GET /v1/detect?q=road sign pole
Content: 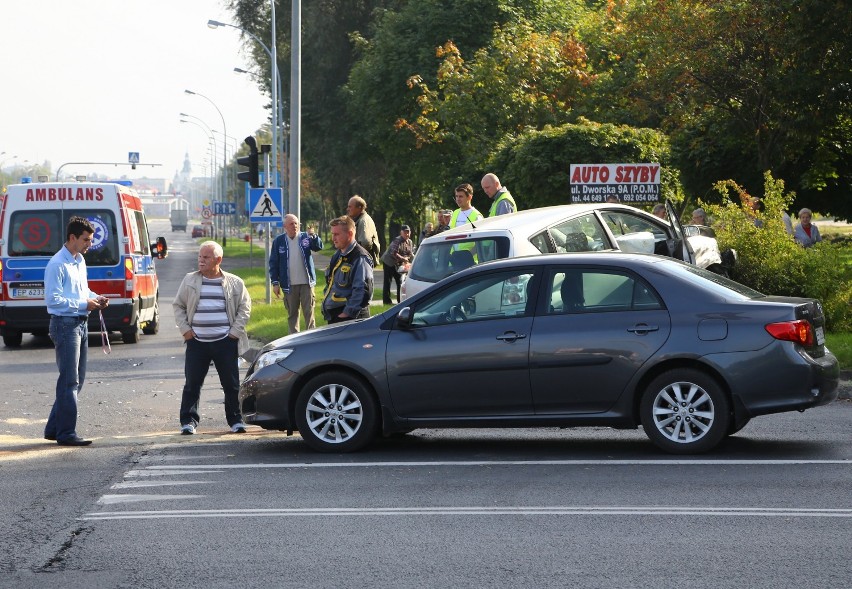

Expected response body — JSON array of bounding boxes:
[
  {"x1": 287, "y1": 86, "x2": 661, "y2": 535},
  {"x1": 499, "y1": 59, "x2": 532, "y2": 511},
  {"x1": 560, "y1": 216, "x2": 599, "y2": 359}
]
[{"x1": 263, "y1": 150, "x2": 271, "y2": 303}]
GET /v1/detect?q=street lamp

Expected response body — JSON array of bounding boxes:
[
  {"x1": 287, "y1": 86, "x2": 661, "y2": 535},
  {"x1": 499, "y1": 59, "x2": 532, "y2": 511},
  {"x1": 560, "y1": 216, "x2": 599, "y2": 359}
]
[
  {"x1": 207, "y1": 17, "x2": 281, "y2": 193},
  {"x1": 185, "y1": 89, "x2": 228, "y2": 205},
  {"x1": 180, "y1": 118, "x2": 219, "y2": 200}
]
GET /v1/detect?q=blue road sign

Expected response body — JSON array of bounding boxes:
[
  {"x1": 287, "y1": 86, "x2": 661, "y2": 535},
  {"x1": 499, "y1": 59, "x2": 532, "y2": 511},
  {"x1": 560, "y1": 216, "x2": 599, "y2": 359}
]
[
  {"x1": 213, "y1": 201, "x2": 237, "y2": 215},
  {"x1": 249, "y1": 187, "x2": 284, "y2": 222},
  {"x1": 128, "y1": 152, "x2": 140, "y2": 164}
]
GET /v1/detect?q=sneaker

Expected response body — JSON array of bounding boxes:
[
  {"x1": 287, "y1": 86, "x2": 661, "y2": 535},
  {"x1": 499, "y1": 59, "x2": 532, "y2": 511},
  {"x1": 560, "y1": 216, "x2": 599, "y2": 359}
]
[
  {"x1": 230, "y1": 422, "x2": 247, "y2": 433},
  {"x1": 180, "y1": 424, "x2": 196, "y2": 435}
]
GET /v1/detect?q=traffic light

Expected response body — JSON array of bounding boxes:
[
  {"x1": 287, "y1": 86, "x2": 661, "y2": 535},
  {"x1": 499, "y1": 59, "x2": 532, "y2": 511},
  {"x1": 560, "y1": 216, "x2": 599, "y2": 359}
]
[{"x1": 237, "y1": 136, "x2": 260, "y2": 188}]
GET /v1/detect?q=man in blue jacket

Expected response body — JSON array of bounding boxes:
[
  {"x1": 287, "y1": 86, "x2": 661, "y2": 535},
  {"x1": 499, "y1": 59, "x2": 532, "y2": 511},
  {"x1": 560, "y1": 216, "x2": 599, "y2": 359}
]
[{"x1": 269, "y1": 214, "x2": 323, "y2": 333}]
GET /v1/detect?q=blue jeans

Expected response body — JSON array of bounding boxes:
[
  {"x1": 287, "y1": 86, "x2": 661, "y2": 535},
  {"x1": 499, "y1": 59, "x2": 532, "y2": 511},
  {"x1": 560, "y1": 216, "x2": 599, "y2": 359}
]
[
  {"x1": 46, "y1": 315, "x2": 88, "y2": 441},
  {"x1": 179, "y1": 337, "x2": 242, "y2": 427}
]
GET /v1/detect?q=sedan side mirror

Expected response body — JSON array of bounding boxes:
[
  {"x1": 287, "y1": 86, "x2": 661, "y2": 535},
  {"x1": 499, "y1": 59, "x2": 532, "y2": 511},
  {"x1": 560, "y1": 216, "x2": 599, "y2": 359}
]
[{"x1": 396, "y1": 307, "x2": 413, "y2": 329}]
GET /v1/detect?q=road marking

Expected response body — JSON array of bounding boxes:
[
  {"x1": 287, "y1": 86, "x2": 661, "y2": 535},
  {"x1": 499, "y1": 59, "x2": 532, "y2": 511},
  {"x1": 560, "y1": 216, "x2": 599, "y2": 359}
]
[
  {"x1": 97, "y1": 494, "x2": 206, "y2": 505},
  {"x1": 111, "y1": 480, "x2": 214, "y2": 489},
  {"x1": 124, "y1": 469, "x2": 224, "y2": 477},
  {"x1": 81, "y1": 505, "x2": 852, "y2": 521},
  {"x1": 129, "y1": 458, "x2": 852, "y2": 471}
]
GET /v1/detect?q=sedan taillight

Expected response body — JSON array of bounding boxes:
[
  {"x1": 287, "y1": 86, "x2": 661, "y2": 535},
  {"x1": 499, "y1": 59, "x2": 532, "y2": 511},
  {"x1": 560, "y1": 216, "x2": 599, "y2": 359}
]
[{"x1": 765, "y1": 320, "x2": 814, "y2": 346}]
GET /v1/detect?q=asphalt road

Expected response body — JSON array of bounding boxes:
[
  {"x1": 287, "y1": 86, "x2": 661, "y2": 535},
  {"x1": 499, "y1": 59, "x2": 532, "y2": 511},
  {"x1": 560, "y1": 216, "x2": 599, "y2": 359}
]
[{"x1": 1, "y1": 219, "x2": 850, "y2": 588}]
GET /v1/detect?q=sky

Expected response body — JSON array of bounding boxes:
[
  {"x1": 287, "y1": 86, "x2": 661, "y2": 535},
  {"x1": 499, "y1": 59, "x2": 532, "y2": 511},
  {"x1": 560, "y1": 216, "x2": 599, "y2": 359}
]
[{"x1": 1, "y1": 0, "x2": 271, "y2": 183}]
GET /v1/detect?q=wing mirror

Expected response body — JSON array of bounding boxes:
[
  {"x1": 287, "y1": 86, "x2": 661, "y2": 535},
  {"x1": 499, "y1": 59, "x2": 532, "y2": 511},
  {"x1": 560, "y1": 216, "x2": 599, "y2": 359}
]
[
  {"x1": 152, "y1": 236, "x2": 169, "y2": 259},
  {"x1": 396, "y1": 306, "x2": 413, "y2": 329}
]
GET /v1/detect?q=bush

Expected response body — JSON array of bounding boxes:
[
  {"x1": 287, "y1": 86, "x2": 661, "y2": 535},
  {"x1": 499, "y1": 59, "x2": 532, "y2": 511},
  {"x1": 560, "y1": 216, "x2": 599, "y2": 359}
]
[{"x1": 702, "y1": 173, "x2": 852, "y2": 331}]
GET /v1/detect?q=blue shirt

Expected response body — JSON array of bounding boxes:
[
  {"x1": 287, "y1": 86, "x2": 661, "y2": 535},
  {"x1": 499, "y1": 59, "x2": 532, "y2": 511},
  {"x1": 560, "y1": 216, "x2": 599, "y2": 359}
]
[{"x1": 45, "y1": 246, "x2": 98, "y2": 316}]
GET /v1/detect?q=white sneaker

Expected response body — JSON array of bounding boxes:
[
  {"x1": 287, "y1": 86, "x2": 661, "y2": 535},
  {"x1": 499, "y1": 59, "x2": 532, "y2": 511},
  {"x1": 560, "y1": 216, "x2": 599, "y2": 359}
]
[
  {"x1": 230, "y1": 422, "x2": 247, "y2": 433},
  {"x1": 180, "y1": 424, "x2": 196, "y2": 435}
]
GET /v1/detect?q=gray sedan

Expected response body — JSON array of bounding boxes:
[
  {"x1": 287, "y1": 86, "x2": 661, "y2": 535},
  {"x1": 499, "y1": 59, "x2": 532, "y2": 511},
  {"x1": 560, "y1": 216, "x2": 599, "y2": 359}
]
[{"x1": 239, "y1": 253, "x2": 839, "y2": 454}]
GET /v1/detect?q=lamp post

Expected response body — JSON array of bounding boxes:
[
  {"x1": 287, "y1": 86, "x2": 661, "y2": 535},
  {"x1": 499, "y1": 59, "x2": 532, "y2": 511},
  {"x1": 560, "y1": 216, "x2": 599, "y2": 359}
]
[
  {"x1": 184, "y1": 89, "x2": 228, "y2": 206},
  {"x1": 208, "y1": 17, "x2": 281, "y2": 194},
  {"x1": 180, "y1": 118, "x2": 219, "y2": 200}
]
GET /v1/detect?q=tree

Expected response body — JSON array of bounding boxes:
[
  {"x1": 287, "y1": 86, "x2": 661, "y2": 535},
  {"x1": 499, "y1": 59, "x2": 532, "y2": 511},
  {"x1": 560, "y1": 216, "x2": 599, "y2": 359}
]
[
  {"x1": 398, "y1": 19, "x2": 595, "y2": 183},
  {"x1": 599, "y1": 0, "x2": 852, "y2": 218},
  {"x1": 486, "y1": 119, "x2": 682, "y2": 209}
]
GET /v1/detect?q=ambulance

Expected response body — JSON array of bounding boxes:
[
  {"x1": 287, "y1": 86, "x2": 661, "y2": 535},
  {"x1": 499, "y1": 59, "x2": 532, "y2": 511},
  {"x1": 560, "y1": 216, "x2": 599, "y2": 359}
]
[{"x1": 0, "y1": 180, "x2": 168, "y2": 346}]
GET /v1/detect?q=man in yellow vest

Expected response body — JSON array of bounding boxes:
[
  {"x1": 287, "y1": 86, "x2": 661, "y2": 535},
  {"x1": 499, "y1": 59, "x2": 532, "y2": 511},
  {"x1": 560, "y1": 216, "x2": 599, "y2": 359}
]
[
  {"x1": 481, "y1": 173, "x2": 517, "y2": 217},
  {"x1": 450, "y1": 183, "x2": 482, "y2": 228}
]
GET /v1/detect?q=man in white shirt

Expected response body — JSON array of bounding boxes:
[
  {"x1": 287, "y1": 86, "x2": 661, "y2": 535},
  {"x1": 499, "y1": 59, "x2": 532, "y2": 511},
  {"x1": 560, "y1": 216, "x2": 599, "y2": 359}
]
[{"x1": 450, "y1": 183, "x2": 482, "y2": 228}]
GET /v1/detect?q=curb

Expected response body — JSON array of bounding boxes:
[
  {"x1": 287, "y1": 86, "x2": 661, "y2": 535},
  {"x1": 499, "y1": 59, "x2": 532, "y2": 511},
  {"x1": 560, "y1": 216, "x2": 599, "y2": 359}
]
[{"x1": 838, "y1": 371, "x2": 852, "y2": 400}]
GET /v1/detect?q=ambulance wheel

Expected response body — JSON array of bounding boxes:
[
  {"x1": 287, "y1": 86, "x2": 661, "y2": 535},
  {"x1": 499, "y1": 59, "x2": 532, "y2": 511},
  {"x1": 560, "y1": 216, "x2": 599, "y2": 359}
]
[
  {"x1": 142, "y1": 301, "x2": 160, "y2": 335},
  {"x1": 2, "y1": 330, "x2": 23, "y2": 347},
  {"x1": 122, "y1": 328, "x2": 140, "y2": 344}
]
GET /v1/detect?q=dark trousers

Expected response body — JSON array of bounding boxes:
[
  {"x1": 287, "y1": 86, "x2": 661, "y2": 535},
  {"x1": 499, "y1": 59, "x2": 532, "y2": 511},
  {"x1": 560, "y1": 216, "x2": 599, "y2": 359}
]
[
  {"x1": 383, "y1": 265, "x2": 402, "y2": 304},
  {"x1": 180, "y1": 337, "x2": 242, "y2": 427}
]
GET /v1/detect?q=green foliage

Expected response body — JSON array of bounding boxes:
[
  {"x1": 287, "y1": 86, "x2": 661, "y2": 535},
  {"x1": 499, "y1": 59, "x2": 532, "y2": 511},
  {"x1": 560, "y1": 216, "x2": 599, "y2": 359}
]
[
  {"x1": 825, "y1": 332, "x2": 852, "y2": 371},
  {"x1": 486, "y1": 119, "x2": 683, "y2": 208},
  {"x1": 704, "y1": 173, "x2": 852, "y2": 330},
  {"x1": 598, "y1": 1, "x2": 852, "y2": 218}
]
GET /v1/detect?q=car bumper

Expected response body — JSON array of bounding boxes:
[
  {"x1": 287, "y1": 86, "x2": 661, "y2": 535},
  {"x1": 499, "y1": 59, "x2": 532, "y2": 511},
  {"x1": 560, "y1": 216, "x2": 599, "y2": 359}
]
[
  {"x1": 239, "y1": 363, "x2": 300, "y2": 431},
  {"x1": 707, "y1": 342, "x2": 839, "y2": 418}
]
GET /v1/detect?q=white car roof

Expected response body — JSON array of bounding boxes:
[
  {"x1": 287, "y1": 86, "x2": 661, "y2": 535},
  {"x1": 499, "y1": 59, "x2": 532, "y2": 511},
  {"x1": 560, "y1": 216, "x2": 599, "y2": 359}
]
[{"x1": 421, "y1": 203, "x2": 652, "y2": 243}]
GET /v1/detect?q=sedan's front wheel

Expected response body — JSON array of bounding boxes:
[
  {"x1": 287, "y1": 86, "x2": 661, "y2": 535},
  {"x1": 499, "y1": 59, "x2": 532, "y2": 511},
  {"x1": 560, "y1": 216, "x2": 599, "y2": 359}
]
[
  {"x1": 295, "y1": 371, "x2": 378, "y2": 453},
  {"x1": 640, "y1": 369, "x2": 729, "y2": 454}
]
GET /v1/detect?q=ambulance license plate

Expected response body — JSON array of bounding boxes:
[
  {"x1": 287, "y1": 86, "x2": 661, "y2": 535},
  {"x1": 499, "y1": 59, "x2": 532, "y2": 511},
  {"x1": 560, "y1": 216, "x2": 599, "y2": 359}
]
[{"x1": 10, "y1": 282, "x2": 45, "y2": 298}]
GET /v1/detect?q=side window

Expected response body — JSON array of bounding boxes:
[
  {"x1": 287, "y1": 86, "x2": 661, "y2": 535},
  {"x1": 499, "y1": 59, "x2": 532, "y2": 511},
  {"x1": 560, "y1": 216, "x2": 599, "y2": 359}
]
[
  {"x1": 529, "y1": 231, "x2": 553, "y2": 254},
  {"x1": 548, "y1": 213, "x2": 609, "y2": 253},
  {"x1": 600, "y1": 211, "x2": 669, "y2": 255},
  {"x1": 410, "y1": 270, "x2": 536, "y2": 327},
  {"x1": 546, "y1": 268, "x2": 663, "y2": 314},
  {"x1": 133, "y1": 210, "x2": 151, "y2": 255}
]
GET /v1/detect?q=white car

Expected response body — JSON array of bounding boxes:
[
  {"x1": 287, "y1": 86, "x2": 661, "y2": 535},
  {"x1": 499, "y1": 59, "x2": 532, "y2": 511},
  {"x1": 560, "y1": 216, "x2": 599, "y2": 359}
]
[{"x1": 402, "y1": 202, "x2": 710, "y2": 299}]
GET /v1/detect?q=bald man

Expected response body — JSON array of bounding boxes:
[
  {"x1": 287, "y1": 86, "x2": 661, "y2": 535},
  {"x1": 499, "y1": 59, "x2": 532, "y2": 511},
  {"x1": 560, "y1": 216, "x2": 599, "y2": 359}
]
[
  {"x1": 269, "y1": 214, "x2": 323, "y2": 333},
  {"x1": 481, "y1": 173, "x2": 517, "y2": 217}
]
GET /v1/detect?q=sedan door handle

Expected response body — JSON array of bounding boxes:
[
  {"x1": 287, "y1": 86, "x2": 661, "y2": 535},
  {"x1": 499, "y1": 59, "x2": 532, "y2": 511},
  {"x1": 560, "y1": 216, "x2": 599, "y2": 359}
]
[
  {"x1": 496, "y1": 331, "x2": 527, "y2": 342},
  {"x1": 627, "y1": 324, "x2": 659, "y2": 335}
]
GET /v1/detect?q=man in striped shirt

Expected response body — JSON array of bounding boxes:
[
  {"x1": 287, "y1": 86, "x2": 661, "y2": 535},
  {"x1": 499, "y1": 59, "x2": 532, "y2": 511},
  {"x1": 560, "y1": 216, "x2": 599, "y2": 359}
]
[{"x1": 173, "y1": 241, "x2": 251, "y2": 435}]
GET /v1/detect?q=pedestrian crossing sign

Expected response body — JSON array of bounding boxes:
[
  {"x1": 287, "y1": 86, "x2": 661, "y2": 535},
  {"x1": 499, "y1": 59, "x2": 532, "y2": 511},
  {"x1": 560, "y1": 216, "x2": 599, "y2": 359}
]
[{"x1": 249, "y1": 188, "x2": 284, "y2": 222}]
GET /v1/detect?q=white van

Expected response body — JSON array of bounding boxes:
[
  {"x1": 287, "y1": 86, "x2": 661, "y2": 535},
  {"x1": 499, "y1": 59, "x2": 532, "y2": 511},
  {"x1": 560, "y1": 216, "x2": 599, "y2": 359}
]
[{"x1": 0, "y1": 181, "x2": 168, "y2": 346}]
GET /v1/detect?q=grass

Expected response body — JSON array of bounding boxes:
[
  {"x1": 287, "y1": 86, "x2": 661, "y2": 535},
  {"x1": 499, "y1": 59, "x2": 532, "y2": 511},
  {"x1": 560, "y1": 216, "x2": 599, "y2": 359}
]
[
  {"x1": 230, "y1": 265, "x2": 395, "y2": 344},
  {"x1": 826, "y1": 333, "x2": 852, "y2": 372}
]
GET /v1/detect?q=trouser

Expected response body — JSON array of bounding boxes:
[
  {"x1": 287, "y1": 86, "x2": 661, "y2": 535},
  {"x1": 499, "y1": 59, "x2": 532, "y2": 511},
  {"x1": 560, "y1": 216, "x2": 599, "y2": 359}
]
[
  {"x1": 383, "y1": 265, "x2": 402, "y2": 304},
  {"x1": 284, "y1": 283, "x2": 316, "y2": 334},
  {"x1": 179, "y1": 337, "x2": 242, "y2": 428},
  {"x1": 46, "y1": 315, "x2": 88, "y2": 442}
]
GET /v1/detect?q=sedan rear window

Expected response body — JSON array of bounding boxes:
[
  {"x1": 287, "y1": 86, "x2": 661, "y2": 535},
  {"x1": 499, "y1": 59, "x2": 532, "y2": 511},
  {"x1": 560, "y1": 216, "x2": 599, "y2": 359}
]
[{"x1": 408, "y1": 237, "x2": 510, "y2": 284}]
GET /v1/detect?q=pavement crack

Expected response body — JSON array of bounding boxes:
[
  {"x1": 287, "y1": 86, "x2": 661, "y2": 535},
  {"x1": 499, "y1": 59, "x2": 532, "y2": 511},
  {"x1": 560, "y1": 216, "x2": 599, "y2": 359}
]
[{"x1": 38, "y1": 525, "x2": 92, "y2": 572}]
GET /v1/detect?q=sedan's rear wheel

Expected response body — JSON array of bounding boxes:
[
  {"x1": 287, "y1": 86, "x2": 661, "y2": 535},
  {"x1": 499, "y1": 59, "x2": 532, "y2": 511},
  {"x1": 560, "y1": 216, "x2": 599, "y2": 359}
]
[
  {"x1": 640, "y1": 369, "x2": 729, "y2": 454},
  {"x1": 295, "y1": 371, "x2": 378, "y2": 453}
]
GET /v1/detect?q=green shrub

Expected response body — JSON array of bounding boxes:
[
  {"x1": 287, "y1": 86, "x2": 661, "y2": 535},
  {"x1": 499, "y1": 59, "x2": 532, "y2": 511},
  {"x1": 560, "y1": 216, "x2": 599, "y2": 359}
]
[{"x1": 703, "y1": 172, "x2": 852, "y2": 331}]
